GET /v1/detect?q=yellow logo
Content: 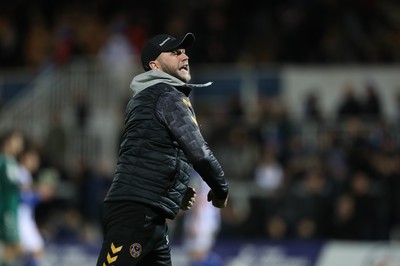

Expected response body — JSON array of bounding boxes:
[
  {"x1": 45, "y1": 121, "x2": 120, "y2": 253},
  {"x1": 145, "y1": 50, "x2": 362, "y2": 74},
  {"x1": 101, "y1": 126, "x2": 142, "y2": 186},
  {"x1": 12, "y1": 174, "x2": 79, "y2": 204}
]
[
  {"x1": 130, "y1": 243, "x2": 142, "y2": 258},
  {"x1": 103, "y1": 242, "x2": 123, "y2": 265},
  {"x1": 181, "y1": 98, "x2": 198, "y2": 126},
  {"x1": 111, "y1": 242, "x2": 123, "y2": 253},
  {"x1": 182, "y1": 98, "x2": 192, "y2": 108},
  {"x1": 190, "y1": 116, "x2": 198, "y2": 126}
]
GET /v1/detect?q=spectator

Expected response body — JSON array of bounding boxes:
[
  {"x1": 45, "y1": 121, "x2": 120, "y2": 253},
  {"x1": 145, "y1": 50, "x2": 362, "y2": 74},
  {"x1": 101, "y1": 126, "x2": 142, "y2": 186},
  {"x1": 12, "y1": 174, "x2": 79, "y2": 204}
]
[
  {"x1": 264, "y1": 215, "x2": 288, "y2": 240},
  {"x1": 329, "y1": 193, "x2": 357, "y2": 240},
  {"x1": 0, "y1": 130, "x2": 25, "y2": 266},
  {"x1": 254, "y1": 147, "x2": 284, "y2": 193},
  {"x1": 17, "y1": 145, "x2": 51, "y2": 266},
  {"x1": 43, "y1": 112, "x2": 67, "y2": 171},
  {"x1": 303, "y1": 91, "x2": 323, "y2": 123},
  {"x1": 336, "y1": 82, "x2": 363, "y2": 121},
  {"x1": 214, "y1": 126, "x2": 259, "y2": 180},
  {"x1": 183, "y1": 171, "x2": 224, "y2": 266},
  {"x1": 361, "y1": 81, "x2": 382, "y2": 120},
  {"x1": 350, "y1": 171, "x2": 378, "y2": 239},
  {"x1": 98, "y1": 14, "x2": 137, "y2": 92}
]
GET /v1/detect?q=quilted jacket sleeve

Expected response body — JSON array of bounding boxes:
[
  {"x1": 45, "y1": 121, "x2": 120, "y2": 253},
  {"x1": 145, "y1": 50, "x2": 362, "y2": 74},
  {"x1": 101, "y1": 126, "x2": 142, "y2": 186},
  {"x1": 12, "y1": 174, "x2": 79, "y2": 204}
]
[{"x1": 156, "y1": 89, "x2": 229, "y2": 200}]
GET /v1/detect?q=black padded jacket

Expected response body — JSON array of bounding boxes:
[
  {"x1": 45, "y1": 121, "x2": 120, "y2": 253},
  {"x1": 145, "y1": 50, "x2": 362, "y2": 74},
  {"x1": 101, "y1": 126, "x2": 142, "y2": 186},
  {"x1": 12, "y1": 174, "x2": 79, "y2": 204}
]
[{"x1": 104, "y1": 71, "x2": 229, "y2": 219}]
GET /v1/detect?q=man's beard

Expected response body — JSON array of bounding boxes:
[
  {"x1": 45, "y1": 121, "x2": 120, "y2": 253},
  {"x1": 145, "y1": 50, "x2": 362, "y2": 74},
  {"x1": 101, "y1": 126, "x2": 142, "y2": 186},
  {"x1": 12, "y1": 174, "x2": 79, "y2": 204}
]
[{"x1": 162, "y1": 64, "x2": 191, "y2": 83}]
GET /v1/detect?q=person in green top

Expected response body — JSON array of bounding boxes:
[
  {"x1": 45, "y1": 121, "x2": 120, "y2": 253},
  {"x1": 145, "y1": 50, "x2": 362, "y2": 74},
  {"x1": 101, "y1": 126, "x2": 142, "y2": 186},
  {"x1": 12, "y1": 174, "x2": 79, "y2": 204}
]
[{"x1": 0, "y1": 130, "x2": 24, "y2": 266}]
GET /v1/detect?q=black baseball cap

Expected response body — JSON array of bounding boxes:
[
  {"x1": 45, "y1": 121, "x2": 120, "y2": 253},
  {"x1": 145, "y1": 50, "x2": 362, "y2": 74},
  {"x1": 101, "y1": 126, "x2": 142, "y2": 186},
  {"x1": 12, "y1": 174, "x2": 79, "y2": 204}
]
[{"x1": 141, "y1": 32, "x2": 195, "y2": 71}]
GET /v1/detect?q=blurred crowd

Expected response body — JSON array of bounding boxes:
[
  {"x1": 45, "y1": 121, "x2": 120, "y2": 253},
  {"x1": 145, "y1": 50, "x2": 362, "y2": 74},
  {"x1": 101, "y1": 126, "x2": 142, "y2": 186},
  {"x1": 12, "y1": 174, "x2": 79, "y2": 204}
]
[
  {"x1": 198, "y1": 82, "x2": 400, "y2": 242},
  {"x1": 0, "y1": 0, "x2": 400, "y2": 70},
  {"x1": 2, "y1": 76, "x2": 400, "y2": 255},
  {"x1": 1, "y1": 1, "x2": 400, "y2": 264}
]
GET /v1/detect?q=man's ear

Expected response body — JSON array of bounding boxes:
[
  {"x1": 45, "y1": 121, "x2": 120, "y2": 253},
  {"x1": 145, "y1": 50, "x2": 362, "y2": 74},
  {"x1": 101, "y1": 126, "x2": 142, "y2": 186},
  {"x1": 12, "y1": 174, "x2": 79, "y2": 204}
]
[{"x1": 149, "y1": 61, "x2": 158, "y2": 70}]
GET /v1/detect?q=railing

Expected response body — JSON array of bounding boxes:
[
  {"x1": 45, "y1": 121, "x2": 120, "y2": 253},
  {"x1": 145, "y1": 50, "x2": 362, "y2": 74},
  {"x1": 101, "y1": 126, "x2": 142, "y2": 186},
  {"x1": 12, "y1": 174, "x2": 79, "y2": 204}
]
[
  {"x1": 0, "y1": 61, "x2": 278, "y2": 173},
  {"x1": 1, "y1": 61, "x2": 399, "y2": 176},
  {"x1": 0, "y1": 60, "x2": 129, "y2": 172}
]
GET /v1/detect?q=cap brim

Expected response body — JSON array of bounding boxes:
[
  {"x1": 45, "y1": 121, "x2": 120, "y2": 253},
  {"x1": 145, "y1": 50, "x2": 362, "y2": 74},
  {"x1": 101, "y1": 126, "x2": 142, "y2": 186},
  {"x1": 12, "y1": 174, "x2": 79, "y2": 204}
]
[{"x1": 161, "y1": 32, "x2": 195, "y2": 52}]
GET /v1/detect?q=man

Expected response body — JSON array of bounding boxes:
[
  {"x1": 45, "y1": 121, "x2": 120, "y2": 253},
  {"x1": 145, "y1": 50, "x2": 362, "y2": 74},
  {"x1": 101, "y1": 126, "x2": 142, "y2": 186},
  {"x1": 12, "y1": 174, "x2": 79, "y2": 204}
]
[
  {"x1": 18, "y1": 146, "x2": 46, "y2": 266},
  {"x1": 0, "y1": 130, "x2": 25, "y2": 266},
  {"x1": 182, "y1": 171, "x2": 224, "y2": 266},
  {"x1": 96, "y1": 32, "x2": 229, "y2": 266}
]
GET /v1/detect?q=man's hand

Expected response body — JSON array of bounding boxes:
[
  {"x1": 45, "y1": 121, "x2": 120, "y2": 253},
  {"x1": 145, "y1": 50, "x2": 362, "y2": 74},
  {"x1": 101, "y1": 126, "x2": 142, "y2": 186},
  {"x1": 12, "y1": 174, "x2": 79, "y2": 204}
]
[
  {"x1": 207, "y1": 190, "x2": 228, "y2": 208},
  {"x1": 181, "y1": 187, "x2": 196, "y2": 210}
]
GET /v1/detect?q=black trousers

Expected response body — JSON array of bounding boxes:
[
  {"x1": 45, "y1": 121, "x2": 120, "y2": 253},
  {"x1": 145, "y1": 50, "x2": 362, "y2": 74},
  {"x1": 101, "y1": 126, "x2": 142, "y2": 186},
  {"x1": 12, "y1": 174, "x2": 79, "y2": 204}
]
[{"x1": 96, "y1": 201, "x2": 171, "y2": 266}]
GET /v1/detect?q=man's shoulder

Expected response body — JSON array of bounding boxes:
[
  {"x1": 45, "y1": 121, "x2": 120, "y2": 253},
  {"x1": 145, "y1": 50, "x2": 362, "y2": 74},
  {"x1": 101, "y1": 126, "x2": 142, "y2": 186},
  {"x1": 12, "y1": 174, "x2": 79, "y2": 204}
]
[
  {"x1": 151, "y1": 83, "x2": 186, "y2": 99},
  {"x1": 154, "y1": 82, "x2": 180, "y2": 92},
  {"x1": 139, "y1": 82, "x2": 178, "y2": 95}
]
